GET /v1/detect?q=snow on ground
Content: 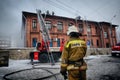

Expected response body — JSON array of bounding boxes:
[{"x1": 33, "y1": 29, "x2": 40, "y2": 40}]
[
  {"x1": 0, "y1": 55, "x2": 105, "y2": 80},
  {"x1": 86, "y1": 55, "x2": 120, "y2": 80},
  {"x1": 84, "y1": 54, "x2": 111, "y2": 60},
  {"x1": 0, "y1": 55, "x2": 120, "y2": 80},
  {"x1": 1, "y1": 55, "x2": 101, "y2": 70},
  {"x1": 0, "y1": 59, "x2": 61, "y2": 80}
]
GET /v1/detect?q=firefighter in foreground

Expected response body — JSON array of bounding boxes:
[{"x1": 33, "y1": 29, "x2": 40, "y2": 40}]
[{"x1": 60, "y1": 25, "x2": 87, "y2": 80}]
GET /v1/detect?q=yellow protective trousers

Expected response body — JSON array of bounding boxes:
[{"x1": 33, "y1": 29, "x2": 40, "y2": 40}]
[{"x1": 68, "y1": 69, "x2": 86, "y2": 80}]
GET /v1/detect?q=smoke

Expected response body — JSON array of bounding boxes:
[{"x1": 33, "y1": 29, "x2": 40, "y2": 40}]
[{"x1": 0, "y1": 0, "x2": 35, "y2": 47}]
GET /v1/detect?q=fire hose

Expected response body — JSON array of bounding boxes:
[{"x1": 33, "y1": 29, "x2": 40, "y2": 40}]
[{"x1": 3, "y1": 67, "x2": 61, "y2": 80}]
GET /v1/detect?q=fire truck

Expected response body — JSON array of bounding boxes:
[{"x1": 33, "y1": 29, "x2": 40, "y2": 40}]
[
  {"x1": 111, "y1": 43, "x2": 120, "y2": 56},
  {"x1": 29, "y1": 10, "x2": 64, "y2": 64}
]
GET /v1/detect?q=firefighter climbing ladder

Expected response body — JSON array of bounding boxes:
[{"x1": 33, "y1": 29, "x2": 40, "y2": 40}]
[{"x1": 36, "y1": 9, "x2": 55, "y2": 65}]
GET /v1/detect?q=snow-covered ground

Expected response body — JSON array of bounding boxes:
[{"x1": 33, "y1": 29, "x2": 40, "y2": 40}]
[
  {"x1": 0, "y1": 55, "x2": 120, "y2": 80},
  {"x1": 86, "y1": 55, "x2": 120, "y2": 80}
]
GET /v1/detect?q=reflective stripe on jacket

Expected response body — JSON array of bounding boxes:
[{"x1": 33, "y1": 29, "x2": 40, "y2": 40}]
[{"x1": 61, "y1": 37, "x2": 87, "y2": 70}]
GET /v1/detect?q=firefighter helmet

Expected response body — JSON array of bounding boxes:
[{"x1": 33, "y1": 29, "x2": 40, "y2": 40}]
[{"x1": 67, "y1": 25, "x2": 79, "y2": 35}]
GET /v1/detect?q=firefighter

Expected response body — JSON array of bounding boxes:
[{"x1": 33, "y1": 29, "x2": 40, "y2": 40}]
[{"x1": 60, "y1": 25, "x2": 87, "y2": 80}]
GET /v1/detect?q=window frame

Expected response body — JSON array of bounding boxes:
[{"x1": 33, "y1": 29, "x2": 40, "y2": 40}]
[
  {"x1": 45, "y1": 20, "x2": 52, "y2": 30},
  {"x1": 78, "y1": 24, "x2": 83, "y2": 32},
  {"x1": 96, "y1": 39, "x2": 99, "y2": 46},
  {"x1": 32, "y1": 38, "x2": 37, "y2": 47},
  {"x1": 57, "y1": 21, "x2": 63, "y2": 31},
  {"x1": 32, "y1": 19, "x2": 37, "y2": 29},
  {"x1": 104, "y1": 32, "x2": 108, "y2": 38},
  {"x1": 87, "y1": 25, "x2": 91, "y2": 32}
]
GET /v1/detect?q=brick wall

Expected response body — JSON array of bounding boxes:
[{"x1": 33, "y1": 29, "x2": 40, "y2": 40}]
[{"x1": 23, "y1": 12, "x2": 117, "y2": 48}]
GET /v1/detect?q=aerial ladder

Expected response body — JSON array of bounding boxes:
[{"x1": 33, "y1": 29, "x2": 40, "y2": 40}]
[
  {"x1": 37, "y1": 9, "x2": 55, "y2": 65},
  {"x1": 29, "y1": 10, "x2": 61, "y2": 65}
]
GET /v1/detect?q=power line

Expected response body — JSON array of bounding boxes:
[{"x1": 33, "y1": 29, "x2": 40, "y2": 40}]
[
  {"x1": 81, "y1": 0, "x2": 110, "y2": 21},
  {"x1": 55, "y1": 0, "x2": 85, "y2": 17},
  {"x1": 43, "y1": 0, "x2": 87, "y2": 19},
  {"x1": 42, "y1": 0, "x2": 119, "y2": 28},
  {"x1": 43, "y1": 0, "x2": 77, "y2": 16},
  {"x1": 84, "y1": 0, "x2": 119, "y2": 22}
]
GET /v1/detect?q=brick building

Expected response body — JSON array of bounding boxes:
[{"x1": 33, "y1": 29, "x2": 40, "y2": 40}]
[{"x1": 22, "y1": 11, "x2": 118, "y2": 48}]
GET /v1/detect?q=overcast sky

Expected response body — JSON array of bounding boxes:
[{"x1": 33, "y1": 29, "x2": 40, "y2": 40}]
[{"x1": 0, "y1": 0, "x2": 120, "y2": 46}]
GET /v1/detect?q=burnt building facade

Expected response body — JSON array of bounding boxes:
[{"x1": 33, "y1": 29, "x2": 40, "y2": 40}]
[{"x1": 22, "y1": 11, "x2": 118, "y2": 48}]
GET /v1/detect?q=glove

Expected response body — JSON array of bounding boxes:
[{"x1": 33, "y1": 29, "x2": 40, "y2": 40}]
[{"x1": 60, "y1": 70, "x2": 67, "y2": 79}]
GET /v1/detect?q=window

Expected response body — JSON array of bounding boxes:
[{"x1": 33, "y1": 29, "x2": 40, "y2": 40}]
[
  {"x1": 95, "y1": 26, "x2": 97, "y2": 34},
  {"x1": 49, "y1": 39, "x2": 53, "y2": 47},
  {"x1": 32, "y1": 38, "x2": 37, "y2": 47},
  {"x1": 87, "y1": 25, "x2": 91, "y2": 32},
  {"x1": 97, "y1": 40, "x2": 99, "y2": 46},
  {"x1": 106, "y1": 43, "x2": 110, "y2": 48},
  {"x1": 57, "y1": 21, "x2": 63, "y2": 31},
  {"x1": 57, "y1": 38, "x2": 60, "y2": 47},
  {"x1": 78, "y1": 24, "x2": 83, "y2": 32},
  {"x1": 91, "y1": 39, "x2": 93, "y2": 46},
  {"x1": 32, "y1": 19, "x2": 37, "y2": 29},
  {"x1": 104, "y1": 32, "x2": 108, "y2": 38},
  {"x1": 45, "y1": 21, "x2": 52, "y2": 30}
]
